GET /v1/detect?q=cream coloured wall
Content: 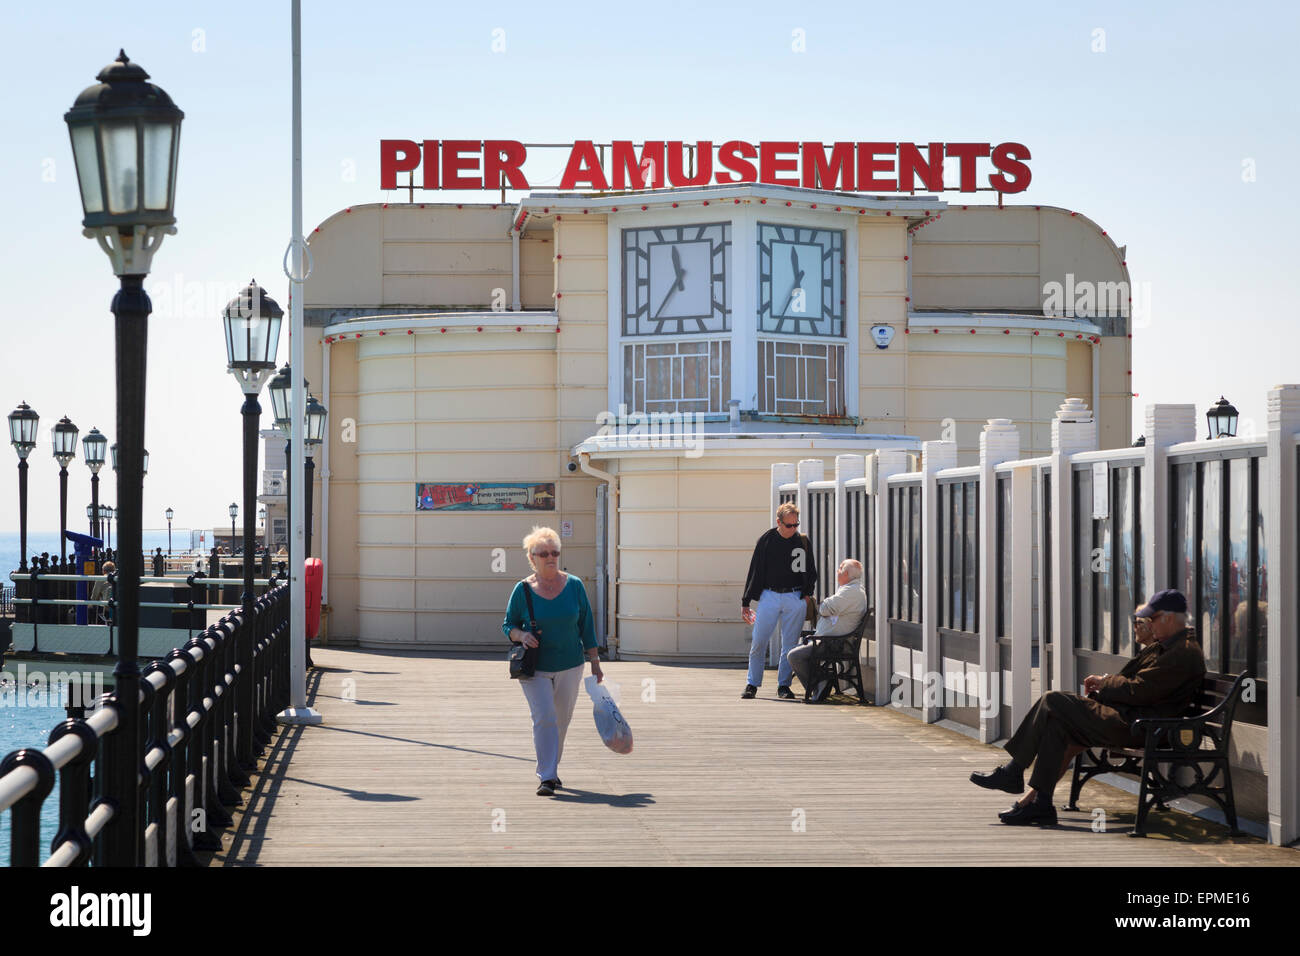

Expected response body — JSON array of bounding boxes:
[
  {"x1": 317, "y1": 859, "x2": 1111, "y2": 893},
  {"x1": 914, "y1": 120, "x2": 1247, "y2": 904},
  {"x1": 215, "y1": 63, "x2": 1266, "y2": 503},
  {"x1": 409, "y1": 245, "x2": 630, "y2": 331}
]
[
  {"x1": 306, "y1": 203, "x2": 553, "y2": 310},
  {"x1": 350, "y1": 329, "x2": 561, "y2": 647},
  {"x1": 614, "y1": 452, "x2": 843, "y2": 660}
]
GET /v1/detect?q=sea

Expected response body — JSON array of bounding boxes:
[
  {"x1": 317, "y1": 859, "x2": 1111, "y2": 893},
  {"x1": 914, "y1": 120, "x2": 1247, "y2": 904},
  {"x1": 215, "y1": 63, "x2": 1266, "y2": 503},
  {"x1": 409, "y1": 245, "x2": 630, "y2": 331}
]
[{"x1": 1, "y1": 528, "x2": 187, "y2": 865}]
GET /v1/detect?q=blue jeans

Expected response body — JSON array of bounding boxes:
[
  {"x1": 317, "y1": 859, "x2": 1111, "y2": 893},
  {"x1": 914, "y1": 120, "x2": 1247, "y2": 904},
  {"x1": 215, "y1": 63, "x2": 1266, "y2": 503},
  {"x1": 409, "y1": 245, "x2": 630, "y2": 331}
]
[{"x1": 747, "y1": 589, "x2": 805, "y2": 687}]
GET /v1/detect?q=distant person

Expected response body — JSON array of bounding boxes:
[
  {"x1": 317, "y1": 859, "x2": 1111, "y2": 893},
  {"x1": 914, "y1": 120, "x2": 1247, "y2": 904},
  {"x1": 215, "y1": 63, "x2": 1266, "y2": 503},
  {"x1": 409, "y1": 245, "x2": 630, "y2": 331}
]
[
  {"x1": 90, "y1": 562, "x2": 115, "y2": 624},
  {"x1": 739, "y1": 502, "x2": 818, "y2": 700},
  {"x1": 970, "y1": 589, "x2": 1205, "y2": 826},
  {"x1": 786, "y1": 558, "x2": 868, "y2": 701},
  {"x1": 503, "y1": 526, "x2": 602, "y2": 797}
]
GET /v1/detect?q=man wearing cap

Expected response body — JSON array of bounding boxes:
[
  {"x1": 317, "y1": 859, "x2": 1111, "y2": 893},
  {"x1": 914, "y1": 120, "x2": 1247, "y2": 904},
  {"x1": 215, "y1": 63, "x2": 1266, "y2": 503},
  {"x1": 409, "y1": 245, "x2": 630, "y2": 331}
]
[{"x1": 969, "y1": 589, "x2": 1205, "y2": 826}]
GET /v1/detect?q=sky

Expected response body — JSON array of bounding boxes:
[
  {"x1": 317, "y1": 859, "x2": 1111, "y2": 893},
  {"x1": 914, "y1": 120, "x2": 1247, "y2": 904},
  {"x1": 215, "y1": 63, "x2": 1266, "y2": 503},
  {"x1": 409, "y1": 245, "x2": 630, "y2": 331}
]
[{"x1": 1, "y1": 0, "x2": 1297, "y2": 535}]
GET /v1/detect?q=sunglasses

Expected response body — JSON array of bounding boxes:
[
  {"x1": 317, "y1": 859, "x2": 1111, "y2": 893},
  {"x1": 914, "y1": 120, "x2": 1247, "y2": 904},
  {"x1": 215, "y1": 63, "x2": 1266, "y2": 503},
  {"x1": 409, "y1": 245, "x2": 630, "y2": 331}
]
[
  {"x1": 532, "y1": 550, "x2": 561, "y2": 558},
  {"x1": 780, "y1": 520, "x2": 799, "y2": 529}
]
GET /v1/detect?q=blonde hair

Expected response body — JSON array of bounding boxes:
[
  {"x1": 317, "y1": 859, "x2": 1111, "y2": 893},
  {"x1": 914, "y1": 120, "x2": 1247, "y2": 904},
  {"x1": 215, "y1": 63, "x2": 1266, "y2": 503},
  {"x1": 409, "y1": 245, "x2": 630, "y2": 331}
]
[
  {"x1": 522, "y1": 526, "x2": 561, "y2": 570},
  {"x1": 776, "y1": 502, "x2": 799, "y2": 522}
]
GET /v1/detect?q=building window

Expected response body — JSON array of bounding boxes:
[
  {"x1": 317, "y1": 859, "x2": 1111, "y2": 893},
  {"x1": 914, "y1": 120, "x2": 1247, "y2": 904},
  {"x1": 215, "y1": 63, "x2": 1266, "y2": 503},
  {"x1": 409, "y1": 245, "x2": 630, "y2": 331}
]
[
  {"x1": 620, "y1": 222, "x2": 731, "y2": 415},
  {"x1": 756, "y1": 222, "x2": 847, "y2": 416},
  {"x1": 623, "y1": 339, "x2": 731, "y2": 414},
  {"x1": 756, "y1": 339, "x2": 845, "y2": 416},
  {"x1": 272, "y1": 517, "x2": 288, "y2": 547}
]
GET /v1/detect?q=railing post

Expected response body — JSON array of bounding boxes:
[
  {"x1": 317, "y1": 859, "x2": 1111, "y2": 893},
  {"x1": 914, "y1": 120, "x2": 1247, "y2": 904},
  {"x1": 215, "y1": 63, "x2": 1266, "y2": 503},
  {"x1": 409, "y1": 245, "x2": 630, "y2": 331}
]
[
  {"x1": 183, "y1": 637, "x2": 221, "y2": 852},
  {"x1": 1049, "y1": 398, "x2": 1098, "y2": 695},
  {"x1": 874, "y1": 450, "x2": 910, "y2": 707},
  {"x1": 47, "y1": 720, "x2": 98, "y2": 867},
  {"x1": 142, "y1": 661, "x2": 174, "y2": 866},
  {"x1": 1009, "y1": 461, "x2": 1035, "y2": 735},
  {"x1": 835, "y1": 455, "x2": 865, "y2": 576},
  {"x1": 0, "y1": 748, "x2": 56, "y2": 866},
  {"x1": 1140, "y1": 404, "x2": 1196, "y2": 598},
  {"x1": 166, "y1": 647, "x2": 200, "y2": 866},
  {"x1": 978, "y1": 419, "x2": 1019, "y2": 742},
  {"x1": 920, "y1": 440, "x2": 957, "y2": 724},
  {"x1": 1266, "y1": 384, "x2": 1300, "y2": 845}
]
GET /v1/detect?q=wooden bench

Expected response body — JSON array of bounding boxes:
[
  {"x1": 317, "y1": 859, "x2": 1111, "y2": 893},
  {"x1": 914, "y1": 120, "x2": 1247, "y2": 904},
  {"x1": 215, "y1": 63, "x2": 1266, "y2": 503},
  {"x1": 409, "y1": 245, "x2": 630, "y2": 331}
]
[
  {"x1": 796, "y1": 611, "x2": 872, "y2": 704},
  {"x1": 1064, "y1": 672, "x2": 1249, "y2": 837}
]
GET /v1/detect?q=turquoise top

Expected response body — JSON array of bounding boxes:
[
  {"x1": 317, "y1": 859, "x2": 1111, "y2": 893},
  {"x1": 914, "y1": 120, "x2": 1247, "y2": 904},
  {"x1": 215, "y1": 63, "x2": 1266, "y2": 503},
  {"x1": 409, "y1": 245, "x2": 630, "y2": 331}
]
[{"x1": 503, "y1": 574, "x2": 597, "y2": 673}]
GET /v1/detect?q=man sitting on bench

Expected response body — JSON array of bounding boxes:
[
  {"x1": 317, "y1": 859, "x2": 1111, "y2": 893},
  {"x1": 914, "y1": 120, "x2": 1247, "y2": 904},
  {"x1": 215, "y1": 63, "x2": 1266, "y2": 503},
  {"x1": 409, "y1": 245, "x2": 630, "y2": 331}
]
[
  {"x1": 787, "y1": 559, "x2": 868, "y2": 702},
  {"x1": 969, "y1": 588, "x2": 1205, "y2": 826}
]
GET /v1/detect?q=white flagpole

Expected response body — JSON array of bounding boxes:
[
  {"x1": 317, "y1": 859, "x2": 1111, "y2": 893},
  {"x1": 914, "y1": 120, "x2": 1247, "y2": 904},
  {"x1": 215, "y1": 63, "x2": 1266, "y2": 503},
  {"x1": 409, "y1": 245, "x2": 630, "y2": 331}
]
[{"x1": 280, "y1": 0, "x2": 321, "y2": 725}]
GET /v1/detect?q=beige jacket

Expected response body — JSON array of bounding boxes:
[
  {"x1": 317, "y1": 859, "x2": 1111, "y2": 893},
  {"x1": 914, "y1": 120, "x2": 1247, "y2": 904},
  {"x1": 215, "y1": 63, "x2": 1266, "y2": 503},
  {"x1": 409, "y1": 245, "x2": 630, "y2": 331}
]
[{"x1": 813, "y1": 583, "x2": 868, "y2": 637}]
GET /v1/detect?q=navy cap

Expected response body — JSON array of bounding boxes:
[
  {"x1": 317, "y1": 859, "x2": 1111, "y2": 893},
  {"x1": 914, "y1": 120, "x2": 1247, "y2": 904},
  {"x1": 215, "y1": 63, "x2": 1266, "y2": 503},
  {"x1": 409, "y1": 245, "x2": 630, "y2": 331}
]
[{"x1": 1135, "y1": 589, "x2": 1188, "y2": 618}]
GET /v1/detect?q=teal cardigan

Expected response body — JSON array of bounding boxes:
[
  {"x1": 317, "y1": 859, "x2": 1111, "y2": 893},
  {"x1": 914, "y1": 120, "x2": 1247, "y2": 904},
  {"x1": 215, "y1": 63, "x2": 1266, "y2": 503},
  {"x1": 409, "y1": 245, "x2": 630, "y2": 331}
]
[{"x1": 503, "y1": 574, "x2": 597, "y2": 673}]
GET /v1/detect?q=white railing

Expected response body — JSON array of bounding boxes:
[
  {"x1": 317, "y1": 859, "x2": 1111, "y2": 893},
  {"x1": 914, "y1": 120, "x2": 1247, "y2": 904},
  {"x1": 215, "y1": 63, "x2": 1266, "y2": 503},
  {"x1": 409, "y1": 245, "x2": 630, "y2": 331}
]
[{"x1": 766, "y1": 386, "x2": 1300, "y2": 846}]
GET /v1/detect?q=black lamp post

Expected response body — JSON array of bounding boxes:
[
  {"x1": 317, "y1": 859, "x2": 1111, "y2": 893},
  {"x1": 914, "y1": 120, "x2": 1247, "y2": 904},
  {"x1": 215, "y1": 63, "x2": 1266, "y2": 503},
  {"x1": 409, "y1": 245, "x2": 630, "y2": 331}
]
[
  {"x1": 66, "y1": 49, "x2": 183, "y2": 867},
  {"x1": 52, "y1": 416, "x2": 80, "y2": 563},
  {"x1": 165, "y1": 506, "x2": 173, "y2": 555},
  {"x1": 229, "y1": 502, "x2": 238, "y2": 550},
  {"x1": 1207, "y1": 396, "x2": 1239, "y2": 440},
  {"x1": 83, "y1": 426, "x2": 107, "y2": 545},
  {"x1": 102, "y1": 505, "x2": 114, "y2": 550},
  {"x1": 86, "y1": 503, "x2": 95, "y2": 535},
  {"x1": 9, "y1": 402, "x2": 39, "y2": 572},
  {"x1": 223, "y1": 280, "x2": 283, "y2": 772},
  {"x1": 268, "y1": 363, "x2": 295, "y2": 540},
  {"x1": 303, "y1": 393, "x2": 327, "y2": 558}
]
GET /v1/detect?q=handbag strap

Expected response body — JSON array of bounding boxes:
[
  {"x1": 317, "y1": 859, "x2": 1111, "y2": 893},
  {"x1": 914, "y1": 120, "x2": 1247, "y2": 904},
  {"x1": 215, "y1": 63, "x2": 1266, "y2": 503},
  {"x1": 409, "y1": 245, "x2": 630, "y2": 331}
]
[{"x1": 521, "y1": 580, "x2": 540, "y2": 635}]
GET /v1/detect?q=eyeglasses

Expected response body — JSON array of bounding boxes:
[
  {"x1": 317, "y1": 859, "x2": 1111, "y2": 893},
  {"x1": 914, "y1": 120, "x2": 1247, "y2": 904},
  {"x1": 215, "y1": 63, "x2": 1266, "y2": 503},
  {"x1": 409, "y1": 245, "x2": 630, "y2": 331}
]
[
  {"x1": 780, "y1": 520, "x2": 799, "y2": 529},
  {"x1": 531, "y1": 550, "x2": 561, "y2": 558}
]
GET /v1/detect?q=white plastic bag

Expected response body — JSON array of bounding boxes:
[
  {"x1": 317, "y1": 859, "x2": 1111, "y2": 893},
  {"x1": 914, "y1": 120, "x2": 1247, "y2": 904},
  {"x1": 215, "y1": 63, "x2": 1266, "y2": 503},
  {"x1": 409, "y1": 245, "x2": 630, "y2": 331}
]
[{"x1": 584, "y1": 676, "x2": 633, "y2": 754}]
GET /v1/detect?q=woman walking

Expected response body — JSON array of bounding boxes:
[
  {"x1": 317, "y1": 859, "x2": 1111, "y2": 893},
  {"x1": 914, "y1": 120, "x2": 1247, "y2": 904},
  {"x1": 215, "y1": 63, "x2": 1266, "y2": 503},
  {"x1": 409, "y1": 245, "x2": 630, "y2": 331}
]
[{"x1": 504, "y1": 526, "x2": 602, "y2": 796}]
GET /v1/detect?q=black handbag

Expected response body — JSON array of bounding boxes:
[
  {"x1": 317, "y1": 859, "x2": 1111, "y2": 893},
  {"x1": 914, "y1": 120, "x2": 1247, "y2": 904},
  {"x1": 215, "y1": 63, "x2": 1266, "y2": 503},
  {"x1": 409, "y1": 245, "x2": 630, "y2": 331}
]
[{"x1": 508, "y1": 583, "x2": 541, "y2": 679}]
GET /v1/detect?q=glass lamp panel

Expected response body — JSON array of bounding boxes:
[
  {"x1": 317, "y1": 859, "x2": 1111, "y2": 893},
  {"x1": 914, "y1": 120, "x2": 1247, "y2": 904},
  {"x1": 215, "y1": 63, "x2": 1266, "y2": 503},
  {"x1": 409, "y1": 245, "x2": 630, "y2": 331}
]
[
  {"x1": 229, "y1": 503, "x2": 239, "y2": 519},
  {"x1": 99, "y1": 120, "x2": 140, "y2": 215},
  {"x1": 142, "y1": 449, "x2": 149, "y2": 475},
  {"x1": 305, "y1": 401, "x2": 328, "y2": 444},
  {"x1": 110, "y1": 443, "x2": 118, "y2": 471},
  {"x1": 70, "y1": 124, "x2": 105, "y2": 214},
  {"x1": 141, "y1": 121, "x2": 175, "y2": 210},
  {"x1": 166, "y1": 508, "x2": 173, "y2": 521},
  {"x1": 1226, "y1": 412, "x2": 1238, "y2": 437},
  {"x1": 264, "y1": 315, "x2": 282, "y2": 365},
  {"x1": 83, "y1": 430, "x2": 107, "y2": 464}
]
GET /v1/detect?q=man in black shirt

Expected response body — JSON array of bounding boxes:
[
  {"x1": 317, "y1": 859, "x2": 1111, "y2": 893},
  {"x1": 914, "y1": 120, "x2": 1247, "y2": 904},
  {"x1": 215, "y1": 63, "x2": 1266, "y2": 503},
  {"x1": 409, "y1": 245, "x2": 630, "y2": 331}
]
[{"x1": 740, "y1": 502, "x2": 818, "y2": 699}]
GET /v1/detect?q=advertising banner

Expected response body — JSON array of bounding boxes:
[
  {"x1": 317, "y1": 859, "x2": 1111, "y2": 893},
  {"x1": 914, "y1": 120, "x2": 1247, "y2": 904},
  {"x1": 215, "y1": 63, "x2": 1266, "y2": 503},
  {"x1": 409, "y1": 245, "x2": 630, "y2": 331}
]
[{"x1": 416, "y1": 482, "x2": 556, "y2": 512}]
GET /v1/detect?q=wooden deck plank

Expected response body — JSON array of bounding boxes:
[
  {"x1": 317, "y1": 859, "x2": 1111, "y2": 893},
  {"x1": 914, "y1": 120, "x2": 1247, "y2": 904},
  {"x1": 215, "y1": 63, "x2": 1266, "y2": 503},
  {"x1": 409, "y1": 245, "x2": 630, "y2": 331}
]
[{"x1": 211, "y1": 649, "x2": 1297, "y2": 867}]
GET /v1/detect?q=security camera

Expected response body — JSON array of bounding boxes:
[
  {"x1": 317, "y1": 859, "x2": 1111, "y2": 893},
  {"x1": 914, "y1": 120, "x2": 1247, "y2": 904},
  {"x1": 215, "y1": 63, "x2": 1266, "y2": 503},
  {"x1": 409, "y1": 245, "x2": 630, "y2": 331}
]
[{"x1": 566, "y1": 461, "x2": 578, "y2": 472}]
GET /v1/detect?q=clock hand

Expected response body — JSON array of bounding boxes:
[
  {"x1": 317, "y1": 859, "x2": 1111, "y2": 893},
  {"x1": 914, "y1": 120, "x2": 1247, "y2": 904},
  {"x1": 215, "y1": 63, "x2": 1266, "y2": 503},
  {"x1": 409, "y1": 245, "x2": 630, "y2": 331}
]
[
  {"x1": 654, "y1": 280, "x2": 680, "y2": 319},
  {"x1": 780, "y1": 252, "x2": 806, "y2": 317},
  {"x1": 671, "y1": 246, "x2": 686, "y2": 291}
]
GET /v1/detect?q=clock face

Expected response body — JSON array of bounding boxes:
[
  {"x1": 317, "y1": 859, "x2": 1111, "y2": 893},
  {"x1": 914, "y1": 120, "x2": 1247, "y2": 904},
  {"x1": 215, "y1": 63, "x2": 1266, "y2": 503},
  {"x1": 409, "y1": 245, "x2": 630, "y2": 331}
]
[
  {"x1": 622, "y1": 223, "x2": 731, "y2": 335},
  {"x1": 758, "y1": 223, "x2": 845, "y2": 336}
]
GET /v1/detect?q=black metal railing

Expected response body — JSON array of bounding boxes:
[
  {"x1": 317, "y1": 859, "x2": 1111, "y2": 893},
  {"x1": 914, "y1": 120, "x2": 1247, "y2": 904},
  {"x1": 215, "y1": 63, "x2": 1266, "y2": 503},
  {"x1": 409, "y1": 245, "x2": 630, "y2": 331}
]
[{"x1": 0, "y1": 579, "x2": 290, "y2": 866}]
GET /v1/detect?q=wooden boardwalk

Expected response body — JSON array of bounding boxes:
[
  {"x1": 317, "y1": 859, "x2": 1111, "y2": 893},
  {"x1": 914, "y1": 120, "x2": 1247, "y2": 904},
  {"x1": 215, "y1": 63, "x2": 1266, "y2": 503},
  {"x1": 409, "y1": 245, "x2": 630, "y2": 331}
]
[{"x1": 212, "y1": 649, "x2": 1297, "y2": 866}]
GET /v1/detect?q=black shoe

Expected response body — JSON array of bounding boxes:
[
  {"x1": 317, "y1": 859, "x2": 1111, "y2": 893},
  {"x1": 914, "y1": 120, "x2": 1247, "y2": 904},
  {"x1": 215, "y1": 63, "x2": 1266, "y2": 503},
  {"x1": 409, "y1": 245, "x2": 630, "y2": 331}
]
[
  {"x1": 998, "y1": 801, "x2": 1058, "y2": 827},
  {"x1": 741, "y1": 684, "x2": 757, "y2": 699},
  {"x1": 970, "y1": 763, "x2": 1025, "y2": 794},
  {"x1": 536, "y1": 780, "x2": 555, "y2": 796},
  {"x1": 777, "y1": 685, "x2": 796, "y2": 700},
  {"x1": 553, "y1": 778, "x2": 562, "y2": 789},
  {"x1": 811, "y1": 680, "x2": 832, "y2": 703}
]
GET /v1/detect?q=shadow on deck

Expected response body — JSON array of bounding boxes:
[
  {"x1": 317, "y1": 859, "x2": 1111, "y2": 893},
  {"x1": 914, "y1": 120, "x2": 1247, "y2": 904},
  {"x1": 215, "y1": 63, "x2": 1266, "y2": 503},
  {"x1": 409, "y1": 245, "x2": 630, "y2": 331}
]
[{"x1": 208, "y1": 648, "x2": 1295, "y2": 867}]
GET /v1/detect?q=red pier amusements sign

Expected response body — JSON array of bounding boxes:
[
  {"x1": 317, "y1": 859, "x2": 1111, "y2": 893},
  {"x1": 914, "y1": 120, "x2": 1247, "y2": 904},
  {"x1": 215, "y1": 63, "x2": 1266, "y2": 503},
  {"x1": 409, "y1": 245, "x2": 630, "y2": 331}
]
[{"x1": 380, "y1": 140, "x2": 1032, "y2": 193}]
